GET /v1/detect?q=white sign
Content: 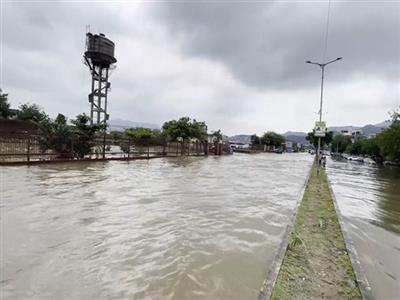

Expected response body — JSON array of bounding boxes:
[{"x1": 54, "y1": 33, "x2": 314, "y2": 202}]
[{"x1": 314, "y1": 121, "x2": 327, "y2": 137}]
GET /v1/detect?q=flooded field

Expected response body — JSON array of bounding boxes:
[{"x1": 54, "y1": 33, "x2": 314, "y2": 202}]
[
  {"x1": 327, "y1": 159, "x2": 400, "y2": 299},
  {"x1": 1, "y1": 153, "x2": 312, "y2": 299}
]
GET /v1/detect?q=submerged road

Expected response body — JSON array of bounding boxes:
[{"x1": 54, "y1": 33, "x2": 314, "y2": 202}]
[
  {"x1": 327, "y1": 159, "x2": 400, "y2": 300},
  {"x1": 2, "y1": 153, "x2": 312, "y2": 299}
]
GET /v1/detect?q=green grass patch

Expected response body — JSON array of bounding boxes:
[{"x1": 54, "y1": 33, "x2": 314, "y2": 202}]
[{"x1": 271, "y1": 165, "x2": 362, "y2": 299}]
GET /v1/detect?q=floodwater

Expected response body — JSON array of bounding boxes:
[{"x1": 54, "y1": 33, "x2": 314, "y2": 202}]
[
  {"x1": 1, "y1": 153, "x2": 312, "y2": 300},
  {"x1": 327, "y1": 159, "x2": 400, "y2": 300}
]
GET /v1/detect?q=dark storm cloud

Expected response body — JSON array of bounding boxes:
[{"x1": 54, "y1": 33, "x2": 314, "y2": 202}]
[
  {"x1": 3, "y1": 2, "x2": 125, "y2": 53},
  {"x1": 2, "y1": 2, "x2": 125, "y2": 111},
  {"x1": 153, "y1": 1, "x2": 400, "y2": 89},
  {"x1": 1, "y1": 1, "x2": 399, "y2": 135}
]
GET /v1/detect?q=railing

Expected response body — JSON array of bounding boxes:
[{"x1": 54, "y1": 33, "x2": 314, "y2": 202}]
[{"x1": 0, "y1": 133, "x2": 206, "y2": 164}]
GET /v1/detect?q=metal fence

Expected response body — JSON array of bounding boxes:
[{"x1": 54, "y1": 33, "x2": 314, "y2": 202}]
[{"x1": 0, "y1": 133, "x2": 206, "y2": 164}]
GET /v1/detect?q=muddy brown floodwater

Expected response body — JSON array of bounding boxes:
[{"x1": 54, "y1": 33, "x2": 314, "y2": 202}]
[
  {"x1": 327, "y1": 158, "x2": 400, "y2": 300},
  {"x1": 1, "y1": 153, "x2": 313, "y2": 300}
]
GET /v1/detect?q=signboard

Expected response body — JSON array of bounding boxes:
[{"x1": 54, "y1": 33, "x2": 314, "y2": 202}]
[{"x1": 314, "y1": 121, "x2": 327, "y2": 137}]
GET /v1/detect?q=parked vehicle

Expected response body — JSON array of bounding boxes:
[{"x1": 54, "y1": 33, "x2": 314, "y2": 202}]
[
  {"x1": 364, "y1": 157, "x2": 377, "y2": 165},
  {"x1": 348, "y1": 156, "x2": 364, "y2": 162}
]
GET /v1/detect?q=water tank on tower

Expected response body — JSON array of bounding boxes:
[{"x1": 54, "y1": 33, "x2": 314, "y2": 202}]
[
  {"x1": 84, "y1": 32, "x2": 117, "y2": 126},
  {"x1": 85, "y1": 33, "x2": 117, "y2": 67}
]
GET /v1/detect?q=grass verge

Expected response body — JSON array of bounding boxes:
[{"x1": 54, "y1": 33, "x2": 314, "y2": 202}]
[{"x1": 270, "y1": 166, "x2": 362, "y2": 299}]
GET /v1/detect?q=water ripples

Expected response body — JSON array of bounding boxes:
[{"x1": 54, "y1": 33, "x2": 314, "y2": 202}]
[
  {"x1": 1, "y1": 154, "x2": 312, "y2": 299},
  {"x1": 326, "y1": 159, "x2": 400, "y2": 299}
]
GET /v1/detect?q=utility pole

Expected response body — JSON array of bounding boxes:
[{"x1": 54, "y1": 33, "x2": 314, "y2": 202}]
[{"x1": 306, "y1": 57, "x2": 342, "y2": 173}]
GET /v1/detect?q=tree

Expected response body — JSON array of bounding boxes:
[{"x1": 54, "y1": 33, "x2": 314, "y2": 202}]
[
  {"x1": 376, "y1": 107, "x2": 400, "y2": 161},
  {"x1": 260, "y1": 131, "x2": 285, "y2": 147},
  {"x1": 0, "y1": 89, "x2": 14, "y2": 119},
  {"x1": 211, "y1": 129, "x2": 223, "y2": 142},
  {"x1": 38, "y1": 114, "x2": 73, "y2": 157},
  {"x1": 361, "y1": 138, "x2": 380, "y2": 158},
  {"x1": 345, "y1": 139, "x2": 363, "y2": 155},
  {"x1": 250, "y1": 134, "x2": 261, "y2": 145},
  {"x1": 306, "y1": 131, "x2": 333, "y2": 148},
  {"x1": 331, "y1": 134, "x2": 351, "y2": 153},
  {"x1": 162, "y1": 117, "x2": 207, "y2": 141},
  {"x1": 376, "y1": 115, "x2": 400, "y2": 161},
  {"x1": 17, "y1": 103, "x2": 48, "y2": 122},
  {"x1": 108, "y1": 131, "x2": 124, "y2": 141},
  {"x1": 124, "y1": 127, "x2": 156, "y2": 145},
  {"x1": 71, "y1": 114, "x2": 104, "y2": 158}
]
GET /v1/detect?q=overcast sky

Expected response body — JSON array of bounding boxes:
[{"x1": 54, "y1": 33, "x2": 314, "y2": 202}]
[{"x1": 1, "y1": 0, "x2": 399, "y2": 135}]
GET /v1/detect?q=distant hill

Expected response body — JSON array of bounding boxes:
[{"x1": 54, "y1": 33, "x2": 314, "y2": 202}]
[
  {"x1": 328, "y1": 125, "x2": 360, "y2": 133},
  {"x1": 361, "y1": 124, "x2": 385, "y2": 136},
  {"x1": 328, "y1": 121, "x2": 391, "y2": 137},
  {"x1": 373, "y1": 120, "x2": 391, "y2": 128},
  {"x1": 283, "y1": 131, "x2": 307, "y2": 137},
  {"x1": 109, "y1": 118, "x2": 160, "y2": 131},
  {"x1": 282, "y1": 132, "x2": 308, "y2": 144},
  {"x1": 284, "y1": 135, "x2": 309, "y2": 144}
]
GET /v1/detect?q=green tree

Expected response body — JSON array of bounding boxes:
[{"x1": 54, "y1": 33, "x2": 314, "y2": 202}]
[
  {"x1": 211, "y1": 129, "x2": 223, "y2": 142},
  {"x1": 162, "y1": 117, "x2": 207, "y2": 141},
  {"x1": 260, "y1": 131, "x2": 285, "y2": 147},
  {"x1": 18, "y1": 103, "x2": 48, "y2": 122},
  {"x1": 377, "y1": 121, "x2": 400, "y2": 161},
  {"x1": 331, "y1": 134, "x2": 351, "y2": 153},
  {"x1": 376, "y1": 110, "x2": 400, "y2": 161},
  {"x1": 124, "y1": 127, "x2": 156, "y2": 145},
  {"x1": 71, "y1": 114, "x2": 104, "y2": 158},
  {"x1": 345, "y1": 139, "x2": 363, "y2": 155},
  {"x1": 0, "y1": 89, "x2": 14, "y2": 119},
  {"x1": 37, "y1": 114, "x2": 73, "y2": 157},
  {"x1": 361, "y1": 138, "x2": 380, "y2": 157},
  {"x1": 250, "y1": 134, "x2": 261, "y2": 145},
  {"x1": 108, "y1": 131, "x2": 124, "y2": 141},
  {"x1": 306, "y1": 131, "x2": 333, "y2": 148}
]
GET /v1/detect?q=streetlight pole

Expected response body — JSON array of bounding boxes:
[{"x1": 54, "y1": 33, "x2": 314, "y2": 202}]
[{"x1": 306, "y1": 57, "x2": 342, "y2": 172}]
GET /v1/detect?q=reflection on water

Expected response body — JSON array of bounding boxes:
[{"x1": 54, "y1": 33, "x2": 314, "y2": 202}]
[
  {"x1": 326, "y1": 159, "x2": 400, "y2": 299},
  {"x1": 375, "y1": 167, "x2": 400, "y2": 234},
  {"x1": 1, "y1": 154, "x2": 312, "y2": 299}
]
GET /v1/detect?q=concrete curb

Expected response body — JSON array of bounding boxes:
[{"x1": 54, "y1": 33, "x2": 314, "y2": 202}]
[
  {"x1": 258, "y1": 164, "x2": 313, "y2": 300},
  {"x1": 326, "y1": 176, "x2": 373, "y2": 300}
]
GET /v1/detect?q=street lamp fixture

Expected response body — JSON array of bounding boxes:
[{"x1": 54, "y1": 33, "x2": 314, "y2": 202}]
[{"x1": 306, "y1": 56, "x2": 343, "y2": 172}]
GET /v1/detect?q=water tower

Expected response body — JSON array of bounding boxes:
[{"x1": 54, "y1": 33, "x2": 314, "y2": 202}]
[{"x1": 84, "y1": 32, "x2": 117, "y2": 126}]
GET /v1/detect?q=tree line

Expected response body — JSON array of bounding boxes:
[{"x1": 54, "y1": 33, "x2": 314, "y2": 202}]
[
  {"x1": 250, "y1": 132, "x2": 286, "y2": 148},
  {"x1": 1, "y1": 89, "x2": 214, "y2": 158},
  {"x1": 306, "y1": 107, "x2": 400, "y2": 162}
]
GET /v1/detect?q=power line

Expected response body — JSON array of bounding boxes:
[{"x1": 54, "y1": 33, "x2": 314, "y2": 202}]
[{"x1": 322, "y1": 0, "x2": 332, "y2": 62}]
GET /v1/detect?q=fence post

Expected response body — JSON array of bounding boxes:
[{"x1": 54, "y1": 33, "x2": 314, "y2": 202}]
[
  {"x1": 102, "y1": 132, "x2": 106, "y2": 159},
  {"x1": 127, "y1": 139, "x2": 130, "y2": 159},
  {"x1": 27, "y1": 137, "x2": 31, "y2": 163},
  {"x1": 147, "y1": 143, "x2": 150, "y2": 159},
  {"x1": 71, "y1": 136, "x2": 74, "y2": 159}
]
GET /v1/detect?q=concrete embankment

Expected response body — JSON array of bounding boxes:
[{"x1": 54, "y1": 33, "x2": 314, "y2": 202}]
[{"x1": 263, "y1": 166, "x2": 363, "y2": 299}]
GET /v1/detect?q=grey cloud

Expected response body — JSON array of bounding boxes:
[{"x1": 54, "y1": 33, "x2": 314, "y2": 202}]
[
  {"x1": 2, "y1": 2, "x2": 398, "y2": 135},
  {"x1": 3, "y1": 2, "x2": 124, "y2": 53},
  {"x1": 153, "y1": 2, "x2": 400, "y2": 89}
]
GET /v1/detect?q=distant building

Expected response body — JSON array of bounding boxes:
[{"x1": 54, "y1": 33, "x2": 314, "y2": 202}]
[
  {"x1": 285, "y1": 141, "x2": 293, "y2": 152},
  {"x1": 341, "y1": 129, "x2": 363, "y2": 143}
]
